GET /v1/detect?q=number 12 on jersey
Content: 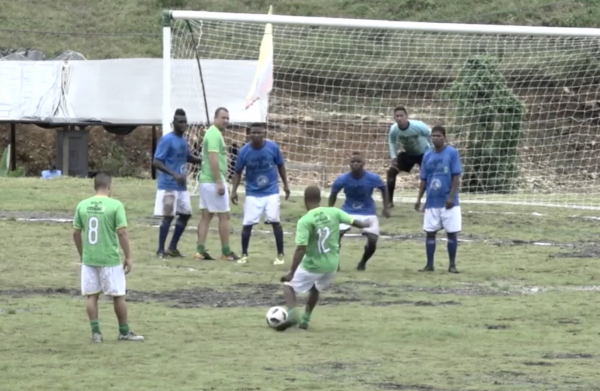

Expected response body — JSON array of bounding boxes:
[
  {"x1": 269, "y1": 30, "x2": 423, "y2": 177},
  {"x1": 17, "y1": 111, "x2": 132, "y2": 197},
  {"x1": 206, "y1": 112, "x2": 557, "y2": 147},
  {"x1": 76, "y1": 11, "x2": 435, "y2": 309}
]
[
  {"x1": 317, "y1": 227, "x2": 330, "y2": 254},
  {"x1": 87, "y1": 216, "x2": 99, "y2": 245}
]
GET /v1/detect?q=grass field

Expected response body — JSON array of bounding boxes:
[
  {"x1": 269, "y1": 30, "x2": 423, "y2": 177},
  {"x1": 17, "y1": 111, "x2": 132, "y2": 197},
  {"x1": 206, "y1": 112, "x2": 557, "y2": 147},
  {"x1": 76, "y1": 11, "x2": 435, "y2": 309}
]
[{"x1": 2, "y1": 177, "x2": 600, "y2": 391}]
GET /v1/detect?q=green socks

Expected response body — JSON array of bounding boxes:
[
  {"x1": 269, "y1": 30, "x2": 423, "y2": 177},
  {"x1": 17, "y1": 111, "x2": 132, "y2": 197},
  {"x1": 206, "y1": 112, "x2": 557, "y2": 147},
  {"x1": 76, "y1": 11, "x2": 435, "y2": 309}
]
[
  {"x1": 301, "y1": 312, "x2": 311, "y2": 324},
  {"x1": 90, "y1": 320, "x2": 100, "y2": 334},
  {"x1": 197, "y1": 244, "x2": 205, "y2": 254},
  {"x1": 119, "y1": 324, "x2": 130, "y2": 336},
  {"x1": 222, "y1": 245, "x2": 231, "y2": 256}
]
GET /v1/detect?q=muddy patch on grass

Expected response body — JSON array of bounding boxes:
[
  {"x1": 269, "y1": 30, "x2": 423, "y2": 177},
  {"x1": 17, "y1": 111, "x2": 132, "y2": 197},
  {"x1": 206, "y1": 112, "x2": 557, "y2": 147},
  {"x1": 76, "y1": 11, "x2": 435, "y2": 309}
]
[
  {"x1": 371, "y1": 300, "x2": 460, "y2": 307},
  {"x1": 542, "y1": 353, "x2": 594, "y2": 359},
  {"x1": 404, "y1": 285, "x2": 510, "y2": 296},
  {"x1": 378, "y1": 383, "x2": 439, "y2": 390}
]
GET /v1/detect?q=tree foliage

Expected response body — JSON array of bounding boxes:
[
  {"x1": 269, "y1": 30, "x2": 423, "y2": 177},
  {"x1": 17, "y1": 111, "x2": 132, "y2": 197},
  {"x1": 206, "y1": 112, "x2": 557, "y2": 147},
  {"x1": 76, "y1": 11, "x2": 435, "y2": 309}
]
[{"x1": 441, "y1": 55, "x2": 526, "y2": 193}]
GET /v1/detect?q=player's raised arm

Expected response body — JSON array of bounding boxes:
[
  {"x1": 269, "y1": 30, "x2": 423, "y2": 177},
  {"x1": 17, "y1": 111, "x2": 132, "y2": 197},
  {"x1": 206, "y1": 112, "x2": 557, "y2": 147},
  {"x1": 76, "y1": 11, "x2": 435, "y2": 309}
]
[
  {"x1": 230, "y1": 145, "x2": 247, "y2": 205},
  {"x1": 388, "y1": 124, "x2": 399, "y2": 160}
]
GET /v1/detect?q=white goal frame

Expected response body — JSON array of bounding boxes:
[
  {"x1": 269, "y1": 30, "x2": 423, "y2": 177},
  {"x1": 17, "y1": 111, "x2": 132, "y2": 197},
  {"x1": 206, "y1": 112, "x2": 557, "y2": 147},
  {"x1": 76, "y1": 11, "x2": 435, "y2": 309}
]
[{"x1": 162, "y1": 11, "x2": 600, "y2": 210}]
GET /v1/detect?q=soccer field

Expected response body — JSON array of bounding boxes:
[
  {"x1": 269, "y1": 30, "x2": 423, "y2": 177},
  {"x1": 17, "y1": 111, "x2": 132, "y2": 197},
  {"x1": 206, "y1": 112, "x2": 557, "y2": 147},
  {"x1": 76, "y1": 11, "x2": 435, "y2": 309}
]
[{"x1": 1, "y1": 177, "x2": 600, "y2": 391}]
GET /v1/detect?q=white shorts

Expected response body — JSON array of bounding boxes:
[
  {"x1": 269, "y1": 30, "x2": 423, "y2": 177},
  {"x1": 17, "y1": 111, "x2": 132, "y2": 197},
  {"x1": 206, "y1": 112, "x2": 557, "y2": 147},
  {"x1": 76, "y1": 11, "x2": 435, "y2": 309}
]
[
  {"x1": 423, "y1": 206, "x2": 462, "y2": 233},
  {"x1": 81, "y1": 265, "x2": 126, "y2": 297},
  {"x1": 243, "y1": 194, "x2": 280, "y2": 225},
  {"x1": 199, "y1": 183, "x2": 230, "y2": 213},
  {"x1": 339, "y1": 214, "x2": 380, "y2": 236},
  {"x1": 153, "y1": 190, "x2": 192, "y2": 217},
  {"x1": 284, "y1": 266, "x2": 336, "y2": 294}
]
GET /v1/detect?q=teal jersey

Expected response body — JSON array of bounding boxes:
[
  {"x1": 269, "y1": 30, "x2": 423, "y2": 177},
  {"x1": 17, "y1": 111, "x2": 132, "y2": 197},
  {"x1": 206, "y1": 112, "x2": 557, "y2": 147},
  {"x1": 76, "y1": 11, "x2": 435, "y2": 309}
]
[{"x1": 388, "y1": 120, "x2": 432, "y2": 157}]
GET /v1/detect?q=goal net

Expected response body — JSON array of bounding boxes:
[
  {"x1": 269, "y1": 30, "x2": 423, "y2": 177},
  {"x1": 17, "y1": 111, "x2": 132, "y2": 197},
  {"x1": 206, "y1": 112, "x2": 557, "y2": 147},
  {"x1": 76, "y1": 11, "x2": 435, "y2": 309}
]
[{"x1": 164, "y1": 11, "x2": 600, "y2": 210}]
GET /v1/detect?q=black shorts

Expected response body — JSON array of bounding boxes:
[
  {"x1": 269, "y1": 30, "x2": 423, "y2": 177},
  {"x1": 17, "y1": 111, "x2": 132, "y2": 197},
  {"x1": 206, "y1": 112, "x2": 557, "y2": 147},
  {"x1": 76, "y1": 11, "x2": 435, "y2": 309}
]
[{"x1": 393, "y1": 152, "x2": 424, "y2": 173}]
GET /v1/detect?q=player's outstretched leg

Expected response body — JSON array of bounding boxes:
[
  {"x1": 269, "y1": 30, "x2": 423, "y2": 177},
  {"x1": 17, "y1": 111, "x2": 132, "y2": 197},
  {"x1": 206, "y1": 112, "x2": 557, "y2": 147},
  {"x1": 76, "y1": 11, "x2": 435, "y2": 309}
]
[
  {"x1": 420, "y1": 232, "x2": 436, "y2": 272},
  {"x1": 157, "y1": 216, "x2": 173, "y2": 258},
  {"x1": 274, "y1": 284, "x2": 300, "y2": 331},
  {"x1": 195, "y1": 210, "x2": 215, "y2": 260},
  {"x1": 86, "y1": 294, "x2": 102, "y2": 343},
  {"x1": 272, "y1": 222, "x2": 285, "y2": 265},
  {"x1": 238, "y1": 225, "x2": 253, "y2": 264},
  {"x1": 167, "y1": 214, "x2": 190, "y2": 258},
  {"x1": 357, "y1": 233, "x2": 378, "y2": 271},
  {"x1": 114, "y1": 296, "x2": 144, "y2": 341},
  {"x1": 299, "y1": 286, "x2": 319, "y2": 330},
  {"x1": 447, "y1": 232, "x2": 459, "y2": 273}
]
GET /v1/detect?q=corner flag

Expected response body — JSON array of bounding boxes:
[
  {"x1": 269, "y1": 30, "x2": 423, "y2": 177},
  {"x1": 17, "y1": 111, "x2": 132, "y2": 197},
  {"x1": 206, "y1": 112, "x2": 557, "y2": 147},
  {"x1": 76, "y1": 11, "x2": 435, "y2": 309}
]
[{"x1": 245, "y1": 5, "x2": 274, "y2": 110}]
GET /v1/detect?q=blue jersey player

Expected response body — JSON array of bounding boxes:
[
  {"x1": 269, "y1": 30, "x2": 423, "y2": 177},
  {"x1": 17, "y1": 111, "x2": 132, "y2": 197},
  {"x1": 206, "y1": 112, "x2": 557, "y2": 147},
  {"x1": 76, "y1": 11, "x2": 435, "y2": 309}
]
[
  {"x1": 387, "y1": 105, "x2": 432, "y2": 207},
  {"x1": 152, "y1": 108, "x2": 202, "y2": 259},
  {"x1": 415, "y1": 125, "x2": 462, "y2": 273},
  {"x1": 329, "y1": 152, "x2": 390, "y2": 271},
  {"x1": 231, "y1": 123, "x2": 291, "y2": 266}
]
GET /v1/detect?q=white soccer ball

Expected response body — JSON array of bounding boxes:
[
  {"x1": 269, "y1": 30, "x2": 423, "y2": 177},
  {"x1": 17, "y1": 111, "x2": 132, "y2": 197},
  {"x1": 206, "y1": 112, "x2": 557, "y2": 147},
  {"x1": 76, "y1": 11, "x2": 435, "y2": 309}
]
[{"x1": 266, "y1": 306, "x2": 288, "y2": 328}]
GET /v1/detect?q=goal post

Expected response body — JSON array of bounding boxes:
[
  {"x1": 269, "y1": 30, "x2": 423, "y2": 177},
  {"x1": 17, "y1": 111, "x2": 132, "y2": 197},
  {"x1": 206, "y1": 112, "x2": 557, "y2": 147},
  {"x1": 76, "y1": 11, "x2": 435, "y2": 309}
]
[{"x1": 163, "y1": 10, "x2": 600, "y2": 210}]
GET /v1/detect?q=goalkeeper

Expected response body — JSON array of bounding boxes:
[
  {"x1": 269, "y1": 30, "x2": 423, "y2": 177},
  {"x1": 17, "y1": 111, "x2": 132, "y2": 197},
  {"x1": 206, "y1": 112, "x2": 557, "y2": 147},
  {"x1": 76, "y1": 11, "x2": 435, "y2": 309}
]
[{"x1": 386, "y1": 105, "x2": 432, "y2": 207}]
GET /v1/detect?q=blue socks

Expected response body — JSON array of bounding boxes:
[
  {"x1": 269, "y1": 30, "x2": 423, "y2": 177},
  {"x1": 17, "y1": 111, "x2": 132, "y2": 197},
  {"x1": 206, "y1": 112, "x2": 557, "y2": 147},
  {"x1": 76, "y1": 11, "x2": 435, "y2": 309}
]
[
  {"x1": 169, "y1": 214, "x2": 190, "y2": 251},
  {"x1": 425, "y1": 236, "x2": 436, "y2": 268},
  {"x1": 158, "y1": 216, "x2": 174, "y2": 253},
  {"x1": 241, "y1": 225, "x2": 252, "y2": 254},
  {"x1": 447, "y1": 233, "x2": 458, "y2": 267},
  {"x1": 272, "y1": 223, "x2": 284, "y2": 255}
]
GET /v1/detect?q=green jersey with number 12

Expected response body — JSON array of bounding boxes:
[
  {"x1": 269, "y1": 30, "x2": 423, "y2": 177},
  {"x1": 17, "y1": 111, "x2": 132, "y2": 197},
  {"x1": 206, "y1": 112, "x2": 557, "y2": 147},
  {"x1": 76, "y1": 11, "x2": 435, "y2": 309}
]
[
  {"x1": 295, "y1": 207, "x2": 354, "y2": 274},
  {"x1": 73, "y1": 196, "x2": 128, "y2": 267}
]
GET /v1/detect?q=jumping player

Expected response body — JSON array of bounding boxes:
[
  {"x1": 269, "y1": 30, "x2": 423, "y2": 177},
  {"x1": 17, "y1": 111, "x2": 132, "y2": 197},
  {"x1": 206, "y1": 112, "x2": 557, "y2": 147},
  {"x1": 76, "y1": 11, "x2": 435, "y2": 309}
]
[
  {"x1": 278, "y1": 185, "x2": 370, "y2": 331},
  {"x1": 415, "y1": 125, "x2": 462, "y2": 273},
  {"x1": 152, "y1": 108, "x2": 202, "y2": 259},
  {"x1": 387, "y1": 105, "x2": 432, "y2": 207},
  {"x1": 329, "y1": 152, "x2": 390, "y2": 271},
  {"x1": 231, "y1": 123, "x2": 291, "y2": 265},
  {"x1": 72, "y1": 172, "x2": 144, "y2": 342}
]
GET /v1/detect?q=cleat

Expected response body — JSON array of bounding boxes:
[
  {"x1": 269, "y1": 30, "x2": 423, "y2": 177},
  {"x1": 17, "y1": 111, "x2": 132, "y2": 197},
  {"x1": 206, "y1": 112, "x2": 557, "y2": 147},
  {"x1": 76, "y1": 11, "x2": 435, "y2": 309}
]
[
  {"x1": 194, "y1": 251, "x2": 215, "y2": 261},
  {"x1": 237, "y1": 254, "x2": 249, "y2": 264},
  {"x1": 419, "y1": 266, "x2": 435, "y2": 272},
  {"x1": 91, "y1": 333, "x2": 103, "y2": 343},
  {"x1": 221, "y1": 252, "x2": 240, "y2": 262},
  {"x1": 156, "y1": 251, "x2": 167, "y2": 259},
  {"x1": 273, "y1": 254, "x2": 285, "y2": 265},
  {"x1": 118, "y1": 331, "x2": 145, "y2": 341},
  {"x1": 448, "y1": 266, "x2": 460, "y2": 274},
  {"x1": 166, "y1": 249, "x2": 185, "y2": 258},
  {"x1": 356, "y1": 262, "x2": 366, "y2": 271},
  {"x1": 298, "y1": 321, "x2": 309, "y2": 330}
]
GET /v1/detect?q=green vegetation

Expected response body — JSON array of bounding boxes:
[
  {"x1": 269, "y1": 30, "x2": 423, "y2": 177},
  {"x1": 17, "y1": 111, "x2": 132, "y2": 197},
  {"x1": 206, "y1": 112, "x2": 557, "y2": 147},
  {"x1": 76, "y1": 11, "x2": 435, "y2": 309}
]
[
  {"x1": 2, "y1": 178, "x2": 600, "y2": 390},
  {"x1": 441, "y1": 55, "x2": 526, "y2": 193}
]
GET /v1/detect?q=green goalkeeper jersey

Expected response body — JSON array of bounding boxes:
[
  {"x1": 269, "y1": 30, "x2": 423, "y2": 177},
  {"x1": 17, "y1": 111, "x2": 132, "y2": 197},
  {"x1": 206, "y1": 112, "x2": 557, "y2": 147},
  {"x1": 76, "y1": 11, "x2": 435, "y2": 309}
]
[
  {"x1": 295, "y1": 207, "x2": 354, "y2": 274},
  {"x1": 73, "y1": 196, "x2": 128, "y2": 267}
]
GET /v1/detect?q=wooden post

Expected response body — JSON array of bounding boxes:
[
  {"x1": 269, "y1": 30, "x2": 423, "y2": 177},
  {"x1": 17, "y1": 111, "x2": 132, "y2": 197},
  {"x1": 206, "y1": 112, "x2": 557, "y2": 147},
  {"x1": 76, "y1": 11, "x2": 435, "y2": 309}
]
[{"x1": 9, "y1": 123, "x2": 16, "y2": 171}]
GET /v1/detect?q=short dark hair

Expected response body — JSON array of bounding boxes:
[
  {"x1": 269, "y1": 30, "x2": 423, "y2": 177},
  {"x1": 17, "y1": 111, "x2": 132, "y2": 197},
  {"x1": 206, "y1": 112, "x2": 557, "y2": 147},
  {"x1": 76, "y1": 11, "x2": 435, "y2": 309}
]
[
  {"x1": 304, "y1": 185, "x2": 321, "y2": 202},
  {"x1": 214, "y1": 107, "x2": 228, "y2": 117},
  {"x1": 351, "y1": 151, "x2": 363, "y2": 158},
  {"x1": 431, "y1": 125, "x2": 446, "y2": 136},
  {"x1": 174, "y1": 108, "x2": 186, "y2": 117},
  {"x1": 94, "y1": 172, "x2": 112, "y2": 190},
  {"x1": 394, "y1": 105, "x2": 407, "y2": 115},
  {"x1": 250, "y1": 122, "x2": 266, "y2": 128}
]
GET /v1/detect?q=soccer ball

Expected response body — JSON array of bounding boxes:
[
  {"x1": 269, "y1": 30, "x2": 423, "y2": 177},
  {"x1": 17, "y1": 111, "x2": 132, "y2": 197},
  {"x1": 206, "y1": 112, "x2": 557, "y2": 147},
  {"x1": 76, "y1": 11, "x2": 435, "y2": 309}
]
[{"x1": 266, "y1": 306, "x2": 288, "y2": 328}]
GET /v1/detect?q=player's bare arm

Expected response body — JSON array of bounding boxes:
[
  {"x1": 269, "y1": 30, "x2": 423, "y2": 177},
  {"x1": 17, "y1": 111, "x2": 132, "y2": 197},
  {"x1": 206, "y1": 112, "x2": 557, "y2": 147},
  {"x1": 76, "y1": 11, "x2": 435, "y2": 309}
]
[
  {"x1": 152, "y1": 159, "x2": 185, "y2": 185},
  {"x1": 328, "y1": 190, "x2": 339, "y2": 207},
  {"x1": 230, "y1": 171, "x2": 242, "y2": 205},
  {"x1": 187, "y1": 152, "x2": 202, "y2": 165},
  {"x1": 72, "y1": 228, "x2": 83, "y2": 259},
  {"x1": 281, "y1": 245, "x2": 307, "y2": 282},
  {"x1": 208, "y1": 151, "x2": 225, "y2": 195},
  {"x1": 117, "y1": 227, "x2": 132, "y2": 274},
  {"x1": 415, "y1": 179, "x2": 426, "y2": 212},
  {"x1": 446, "y1": 175, "x2": 461, "y2": 209},
  {"x1": 277, "y1": 163, "x2": 291, "y2": 200}
]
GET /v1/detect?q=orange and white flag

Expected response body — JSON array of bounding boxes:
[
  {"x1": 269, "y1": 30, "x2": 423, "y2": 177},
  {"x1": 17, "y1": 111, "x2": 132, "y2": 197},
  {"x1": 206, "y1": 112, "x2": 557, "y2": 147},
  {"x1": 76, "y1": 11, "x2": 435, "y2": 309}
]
[{"x1": 245, "y1": 5, "x2": 274, "y2": 110}]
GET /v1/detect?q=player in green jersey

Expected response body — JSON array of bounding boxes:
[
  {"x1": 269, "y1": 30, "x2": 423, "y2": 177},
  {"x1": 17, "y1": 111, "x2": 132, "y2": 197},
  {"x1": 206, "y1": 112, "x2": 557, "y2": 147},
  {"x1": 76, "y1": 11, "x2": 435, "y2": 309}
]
[
  {"x1": 72, "y1": 173, "x2": 144, "y2": 343},
  {"x1": 278, "y1": 185, "x2": 371, "y2": 330}
]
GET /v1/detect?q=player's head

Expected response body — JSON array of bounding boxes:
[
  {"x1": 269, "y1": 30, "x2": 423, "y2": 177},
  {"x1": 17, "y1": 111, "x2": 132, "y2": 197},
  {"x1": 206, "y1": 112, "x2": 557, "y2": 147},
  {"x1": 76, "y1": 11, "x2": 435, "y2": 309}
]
[
  {"x1": 94, "y1": 172, "x2": 112, "y2": 195},
  {"x1": 214, "y1": 107, "x2": 229, "y2": 130},
  {"x1": 431, "y1": 125, "x2": 447, "y2": 150},
  {"x1": 173, "y1": 108, "x2": 188, "y2": 135},
  {"x1": 249, "y1": 123, "x2": 266, "y2": 146},
  {"x1": 394, "y1": 105, "x2": 409, "y2": 128},
  {"x1": 349, "y1": 152, "x2": 365, "y2": 173},
  {"x1": 303, "y1": 185, "x2": 321, "y2": 210}
]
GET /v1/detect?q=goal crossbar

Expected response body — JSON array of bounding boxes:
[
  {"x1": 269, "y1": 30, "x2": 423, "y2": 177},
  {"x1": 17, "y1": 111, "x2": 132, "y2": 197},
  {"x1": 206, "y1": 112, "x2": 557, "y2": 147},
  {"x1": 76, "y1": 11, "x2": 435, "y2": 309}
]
[{"x1": 166, "y1": 10, "x2": 600, "y2": 38}]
